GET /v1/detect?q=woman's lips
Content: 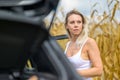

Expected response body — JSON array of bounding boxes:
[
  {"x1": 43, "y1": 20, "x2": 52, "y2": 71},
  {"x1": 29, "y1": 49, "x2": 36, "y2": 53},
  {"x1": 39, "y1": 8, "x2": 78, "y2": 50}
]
[{"x1": 73, "y1": 29, "x2": 79, "y2": 31}]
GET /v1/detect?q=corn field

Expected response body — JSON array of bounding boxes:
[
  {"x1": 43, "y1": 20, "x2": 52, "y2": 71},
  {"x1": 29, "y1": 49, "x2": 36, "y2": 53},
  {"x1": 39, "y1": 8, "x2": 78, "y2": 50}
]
[{"x1": 48, "y1": 0, "x2": 120, "y2": 80}]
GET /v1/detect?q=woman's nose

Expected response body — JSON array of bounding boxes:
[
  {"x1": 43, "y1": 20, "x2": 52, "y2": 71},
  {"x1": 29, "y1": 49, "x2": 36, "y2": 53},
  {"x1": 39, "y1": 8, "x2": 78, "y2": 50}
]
[{"x1": 74, "y1": 22, "x2": 78, "y2": 27}]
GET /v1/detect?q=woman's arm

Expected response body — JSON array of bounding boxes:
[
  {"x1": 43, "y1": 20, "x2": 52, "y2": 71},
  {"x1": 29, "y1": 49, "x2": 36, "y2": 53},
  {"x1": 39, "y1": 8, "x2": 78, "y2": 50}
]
[{"x1": 77, "y1": 38, "x2": 103, "y2": 78}]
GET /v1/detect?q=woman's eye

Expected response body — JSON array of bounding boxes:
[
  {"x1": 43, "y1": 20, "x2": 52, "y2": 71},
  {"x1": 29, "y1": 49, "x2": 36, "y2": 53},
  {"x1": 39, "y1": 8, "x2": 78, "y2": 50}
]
[
  {"x1": 77, "y1": 21, "x2": 81, "y2": 23},
  {"x1": 70, "y1": 21, "x2": 74, "y2": 24}
]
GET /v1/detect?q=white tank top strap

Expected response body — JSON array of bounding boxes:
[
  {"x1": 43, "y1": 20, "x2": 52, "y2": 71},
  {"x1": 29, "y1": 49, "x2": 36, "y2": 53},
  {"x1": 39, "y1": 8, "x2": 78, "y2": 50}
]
[
  {"x1": 78, "y1": 37, "x2": 88, "y2": 56},
  {"x1": 64, "y1": 41, "x2": 70, "y2": 54}
]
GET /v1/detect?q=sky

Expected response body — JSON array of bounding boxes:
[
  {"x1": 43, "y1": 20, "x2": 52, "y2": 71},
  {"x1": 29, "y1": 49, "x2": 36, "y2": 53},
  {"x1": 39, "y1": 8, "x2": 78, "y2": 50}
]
[
  {"x1": 45, "y1": 0, "x2": 120, "y2": 22},
  {"x1": 58, "y1": 0, "x2": 108, "y2": 16}
]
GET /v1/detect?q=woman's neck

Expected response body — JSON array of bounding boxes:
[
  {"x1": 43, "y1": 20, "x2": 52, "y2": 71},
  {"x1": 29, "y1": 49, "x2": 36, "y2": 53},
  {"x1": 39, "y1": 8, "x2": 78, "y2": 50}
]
[{"x1": 71, "y1": 35, "x2": 79, "y2": 42}]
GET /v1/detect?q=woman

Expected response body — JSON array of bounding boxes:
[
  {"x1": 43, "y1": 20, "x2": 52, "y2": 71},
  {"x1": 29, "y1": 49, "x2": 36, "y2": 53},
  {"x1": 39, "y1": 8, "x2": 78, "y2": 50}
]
[{"x1": 64, "y1": 10, "x2": 103, "y2": 80}]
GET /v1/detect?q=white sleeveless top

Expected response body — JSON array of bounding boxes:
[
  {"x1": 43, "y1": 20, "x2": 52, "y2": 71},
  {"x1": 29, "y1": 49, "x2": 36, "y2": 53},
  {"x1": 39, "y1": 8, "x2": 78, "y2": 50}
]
[{"x1": 64, "y1": 38, "x2": 92, "y2": 80}]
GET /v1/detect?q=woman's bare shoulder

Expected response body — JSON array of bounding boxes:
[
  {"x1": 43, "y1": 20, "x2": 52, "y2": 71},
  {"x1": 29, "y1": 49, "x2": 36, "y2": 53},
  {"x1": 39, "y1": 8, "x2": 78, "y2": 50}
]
[
  {"x1": 86, "y1": 37, "x2": 100, "y2": 55},
  {"x1": 86, "y1": 37, "x2": 97, "y2": 47},
  {"x1": 87, "y1": 37, "x2": 96, "y2": 43}
]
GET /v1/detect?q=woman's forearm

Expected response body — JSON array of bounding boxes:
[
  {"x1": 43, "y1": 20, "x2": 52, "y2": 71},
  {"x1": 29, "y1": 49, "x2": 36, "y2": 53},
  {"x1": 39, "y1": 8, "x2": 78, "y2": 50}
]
[{"x1": 77, "y1": 67, "x2": 103, "y2": 78}]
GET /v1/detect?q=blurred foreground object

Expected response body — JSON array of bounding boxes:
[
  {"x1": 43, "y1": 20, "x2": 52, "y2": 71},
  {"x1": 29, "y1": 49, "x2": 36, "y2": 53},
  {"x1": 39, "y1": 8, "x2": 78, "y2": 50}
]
[
  {"x1": 0, "y1": 0, "x2": 83, "y2": 80},
  {"x1": 0, "y1": 0, "x2": 59, "y2": 21}
]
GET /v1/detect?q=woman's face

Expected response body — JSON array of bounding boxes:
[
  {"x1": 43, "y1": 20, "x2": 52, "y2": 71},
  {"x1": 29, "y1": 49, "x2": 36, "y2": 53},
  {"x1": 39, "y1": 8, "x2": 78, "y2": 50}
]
[{"x1": 66, "y1": 14, "x2": 83, "y2": 36}]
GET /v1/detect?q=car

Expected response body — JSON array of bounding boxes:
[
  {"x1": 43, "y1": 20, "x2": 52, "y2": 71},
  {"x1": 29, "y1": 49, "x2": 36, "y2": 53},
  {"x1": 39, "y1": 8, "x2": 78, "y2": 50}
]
[{"x1": 0, "y1": 0, "x2": 83, "y2": 80}]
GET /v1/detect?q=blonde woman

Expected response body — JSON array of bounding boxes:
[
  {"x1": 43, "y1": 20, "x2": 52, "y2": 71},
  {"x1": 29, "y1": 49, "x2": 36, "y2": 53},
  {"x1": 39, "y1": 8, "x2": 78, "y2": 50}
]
[{"x1": 64, "y1": 10, "x2": 103, "y2": 80}]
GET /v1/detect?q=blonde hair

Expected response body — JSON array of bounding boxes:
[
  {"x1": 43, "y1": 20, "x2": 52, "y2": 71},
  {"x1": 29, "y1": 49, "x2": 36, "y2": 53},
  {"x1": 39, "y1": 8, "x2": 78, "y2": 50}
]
[{"x1": 65, "y1": 10, "x2": 88, "y2": 46}]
